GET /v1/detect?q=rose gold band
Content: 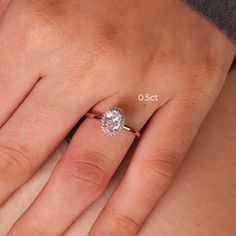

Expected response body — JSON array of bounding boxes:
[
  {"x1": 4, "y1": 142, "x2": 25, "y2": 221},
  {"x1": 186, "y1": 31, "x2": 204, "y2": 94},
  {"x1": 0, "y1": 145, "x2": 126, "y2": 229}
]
[{"x1": 85, "y1": 112, "x2": 141, "y2": 138}]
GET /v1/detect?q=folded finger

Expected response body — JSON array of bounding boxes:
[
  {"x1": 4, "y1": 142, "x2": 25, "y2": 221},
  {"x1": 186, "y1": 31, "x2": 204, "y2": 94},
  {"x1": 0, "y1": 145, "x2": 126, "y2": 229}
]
[{"x1": 0, "y1": 3, "x2": 42, "y2": 126}]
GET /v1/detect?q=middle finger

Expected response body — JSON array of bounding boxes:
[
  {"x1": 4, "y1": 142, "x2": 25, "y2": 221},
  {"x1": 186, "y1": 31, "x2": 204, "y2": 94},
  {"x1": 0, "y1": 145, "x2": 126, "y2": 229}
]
[{"x1": 0, "y1": 76, "x2": 96, "y2": 205}]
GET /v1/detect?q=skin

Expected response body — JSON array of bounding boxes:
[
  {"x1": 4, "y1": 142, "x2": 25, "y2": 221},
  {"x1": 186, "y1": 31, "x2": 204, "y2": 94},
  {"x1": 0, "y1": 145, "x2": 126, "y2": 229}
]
[
  {"x1": 0, "y1": 0, "x2": 235, "y2": 235},
  {"x1": 1, "y1": 71, "x2": 236, "y2": 236}
]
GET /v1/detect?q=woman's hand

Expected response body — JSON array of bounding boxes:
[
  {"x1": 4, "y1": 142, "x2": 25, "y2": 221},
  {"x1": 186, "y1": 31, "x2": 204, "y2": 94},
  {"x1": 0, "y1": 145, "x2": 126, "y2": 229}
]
[{"x1": 0, "y1": 0, "x2": 234, "y2": 235}]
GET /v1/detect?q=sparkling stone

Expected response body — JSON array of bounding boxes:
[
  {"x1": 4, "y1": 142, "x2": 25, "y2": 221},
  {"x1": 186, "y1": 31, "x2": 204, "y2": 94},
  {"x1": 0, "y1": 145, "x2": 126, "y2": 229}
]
[{"x1": 101, "y1": 107, "x2": 125, "y2": 136}]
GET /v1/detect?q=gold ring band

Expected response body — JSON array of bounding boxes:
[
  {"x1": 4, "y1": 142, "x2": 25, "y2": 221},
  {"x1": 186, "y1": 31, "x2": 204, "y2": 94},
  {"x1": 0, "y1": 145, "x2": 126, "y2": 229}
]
[{"x1": 85, "y1": 111, "x2": 141, "y2": 138}]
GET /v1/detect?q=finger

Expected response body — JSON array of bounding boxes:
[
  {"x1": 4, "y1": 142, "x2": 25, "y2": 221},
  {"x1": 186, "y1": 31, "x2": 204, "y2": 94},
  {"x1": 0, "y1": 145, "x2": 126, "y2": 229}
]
[
  {"x1": 8, "y1": 94, "x2": 164, "y2": 236},
  {"x1": 89, "y1": 96, "x2": 211, "y2": 236},
  {"x1": 0, "y1": 1, "x2": 43, "y2": 127},
  {"x1": 0, "y1": 76, "x2": 97, "y2": 205}
]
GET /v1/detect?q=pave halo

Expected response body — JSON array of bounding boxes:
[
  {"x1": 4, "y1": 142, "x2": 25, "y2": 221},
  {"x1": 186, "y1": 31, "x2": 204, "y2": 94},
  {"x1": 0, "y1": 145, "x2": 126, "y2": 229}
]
[{"x1": 101, "y1": 107, "x2": 125, "y2": 136}]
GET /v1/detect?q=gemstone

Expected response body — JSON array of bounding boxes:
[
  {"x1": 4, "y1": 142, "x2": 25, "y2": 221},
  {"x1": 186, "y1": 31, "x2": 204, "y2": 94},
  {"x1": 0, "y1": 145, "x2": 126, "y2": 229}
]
[{"x1": 101, "y1": 107, "x2": 125, "y2": 136}]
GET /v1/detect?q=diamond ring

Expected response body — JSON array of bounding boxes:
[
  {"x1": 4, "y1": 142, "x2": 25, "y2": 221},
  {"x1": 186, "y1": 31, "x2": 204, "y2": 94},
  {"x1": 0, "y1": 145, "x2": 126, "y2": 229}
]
[{"x1": 85, "y1": 107, "x2": 141, "y2": 138}]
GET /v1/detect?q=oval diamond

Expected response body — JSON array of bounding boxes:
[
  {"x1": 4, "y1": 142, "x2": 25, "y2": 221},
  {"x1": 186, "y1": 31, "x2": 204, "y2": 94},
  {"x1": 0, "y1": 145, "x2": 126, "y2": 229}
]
[{"x1": 101, "y1": 107, "x2": 125, "y2": 136}]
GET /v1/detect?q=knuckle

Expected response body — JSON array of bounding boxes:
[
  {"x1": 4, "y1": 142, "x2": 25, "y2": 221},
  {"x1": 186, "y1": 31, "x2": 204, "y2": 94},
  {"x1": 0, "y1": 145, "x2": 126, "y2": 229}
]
[
  {"x1": 79, "y1": 38, "x2": 121, "y2": 75},
  {"x1": 80, "y1": 25, "x2": 127, "y2": 69},
  {"x1": 24, "y1": 16, "x2": 59, "y2": 46},
  {"x1": 199, "y1": 47, "x2": 223, "y2": 77},
  {"x1": 59, "y1": 151, "x2": 109, "y2": 192},
  {"x1": 90, "y1": 23, "x2": 125, "y2": 56},
  {"x1": 0, "y1": 143, "x2": 33, "y2": 181},
  {"x1": 13, "y1": 1, "x2": 63, "y2": 49},
  {"x1": 103, "y1": 204, "x2": 139, "y2": 235},
  {"x1": 112, "y1": 212, "x2": 140, "y2": 234},
  {"x1": 181, "y1": 66, "x2": 222, "y2": 103},
  {"x1": 176, "y1": 93, "x2": 201, "y2": 113},
  {"x1": 175, "y1": 79, "x2": 211, "y2": 112},
  {"x1": 141, "y1": 149, "x2": 180, "y2": 185}
]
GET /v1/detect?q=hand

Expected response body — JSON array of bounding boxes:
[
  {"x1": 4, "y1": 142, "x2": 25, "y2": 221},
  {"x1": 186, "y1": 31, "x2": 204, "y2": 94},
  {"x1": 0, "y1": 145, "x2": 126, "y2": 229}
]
[{"x1": 0, "y1": 0, "x2": 234, "y2": 235}]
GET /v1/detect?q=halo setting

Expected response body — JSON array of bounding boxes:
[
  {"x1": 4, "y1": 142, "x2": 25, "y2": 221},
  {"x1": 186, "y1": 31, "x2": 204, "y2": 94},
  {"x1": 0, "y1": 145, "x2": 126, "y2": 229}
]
[{"x1": 101, "y1": 107, "x2": 125, "y2": 136}]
